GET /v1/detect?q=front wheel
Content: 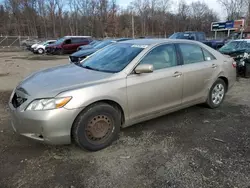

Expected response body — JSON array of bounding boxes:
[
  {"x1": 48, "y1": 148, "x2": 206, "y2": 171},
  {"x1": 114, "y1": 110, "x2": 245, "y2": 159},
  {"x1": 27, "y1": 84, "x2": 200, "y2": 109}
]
[
  {"x1": 37, "y1": 48, "x2": 44, "y2": 54},
  {"x1": 206, "y1": 78, "x2": 226, "y2": 108},
  {"x1": 72, "y1": 103, "x2": 121, "y2": 151}
]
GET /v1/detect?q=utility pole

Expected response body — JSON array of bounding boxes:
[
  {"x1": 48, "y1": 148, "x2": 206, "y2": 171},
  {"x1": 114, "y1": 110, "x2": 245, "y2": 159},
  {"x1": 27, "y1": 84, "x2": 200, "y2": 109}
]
[{"x1": 132, "y1": 12, "x2": 135, "y2": 38}]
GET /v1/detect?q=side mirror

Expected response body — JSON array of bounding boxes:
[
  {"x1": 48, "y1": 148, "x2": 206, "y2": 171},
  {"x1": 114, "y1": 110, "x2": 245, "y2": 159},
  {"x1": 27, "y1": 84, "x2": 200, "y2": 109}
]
[{"x1": 135, "y1": 64, "x2": 154, "y2": 74}]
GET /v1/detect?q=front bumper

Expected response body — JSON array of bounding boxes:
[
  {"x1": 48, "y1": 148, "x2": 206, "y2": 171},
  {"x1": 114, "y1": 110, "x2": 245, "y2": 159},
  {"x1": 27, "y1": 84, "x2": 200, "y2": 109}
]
[{"x1": 9, "y1": 99, "x2": 84, "y2": 145}]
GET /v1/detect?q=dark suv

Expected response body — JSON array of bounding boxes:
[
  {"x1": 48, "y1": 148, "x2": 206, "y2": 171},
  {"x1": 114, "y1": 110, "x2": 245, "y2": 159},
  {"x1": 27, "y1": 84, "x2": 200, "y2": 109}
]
[{"x1": 46, "y1": 36, "x2": 92, "y2": 55}]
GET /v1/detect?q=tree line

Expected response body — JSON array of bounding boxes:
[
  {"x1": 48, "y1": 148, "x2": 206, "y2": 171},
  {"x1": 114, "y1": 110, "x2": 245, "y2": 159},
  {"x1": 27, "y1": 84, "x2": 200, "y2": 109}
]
[{"x1": 0, "y1": 0, "x2": 248, "y2": 38}]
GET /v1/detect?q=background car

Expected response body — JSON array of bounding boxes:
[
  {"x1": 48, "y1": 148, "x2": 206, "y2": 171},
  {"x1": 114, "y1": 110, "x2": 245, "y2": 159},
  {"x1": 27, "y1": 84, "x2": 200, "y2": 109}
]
[
  {"x1": 9, "y1": 39, "x2": 236, "y2": 151},
  {"x1": 69, "y1": 38, "x2": 132, "y2": 63},
  {"x1": 33, "y1": 40, "x2": 56, "y2": 54},
  {"x1": 21, "y1": 38, "x2": 40, "y2": 47},
  {"x1": 30, "y1": 41, "x2": 43, "y2": 51},
  {"x1": 77, "y1": 40, "x2": 102, "y2": 51},
  {"x1": 45, "y1": 36, "x2": 92, "y2": 55}
]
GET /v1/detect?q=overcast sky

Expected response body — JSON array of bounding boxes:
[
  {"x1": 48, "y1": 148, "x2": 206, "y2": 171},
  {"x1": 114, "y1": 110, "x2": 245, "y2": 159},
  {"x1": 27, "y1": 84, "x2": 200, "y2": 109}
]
[{"x1": 118, "y1": 0, "x2": 224, "y2": 21}]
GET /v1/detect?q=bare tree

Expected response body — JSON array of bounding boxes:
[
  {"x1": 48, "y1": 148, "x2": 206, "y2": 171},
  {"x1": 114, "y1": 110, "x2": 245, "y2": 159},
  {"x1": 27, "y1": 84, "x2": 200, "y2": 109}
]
[
  {"x1": 0, "y1": 0, "x2": 220, "y2": 38},
  {"x1": 217, "y1": 0, "x2": 248, "y2": 20}
]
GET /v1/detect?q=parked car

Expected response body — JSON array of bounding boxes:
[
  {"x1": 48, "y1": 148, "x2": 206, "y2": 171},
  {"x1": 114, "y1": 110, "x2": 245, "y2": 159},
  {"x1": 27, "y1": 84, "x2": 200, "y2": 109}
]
[
  {"x1": 169, "y1": 31, "x2": 225, "y2": 50},
  {"x1": 29, "y1": 42, "x2": 41, "y2": 51},
  {"x1": 219, "y1": 39, "x2": 250, "y2": 77},
  {"x1": 9, "y1": 39, "x2": 236, "y2": 151},
  {"x1": 45, "y1": 36, "x2": 92, "y2": 55},
  {"x1": 77, "y1": 40, "x2": 102, "y2": 51},
  {"x1": 21, "y1": 38, "x2": 40, "y2": 47},
  {"x1": 32, "y1": 40, "x2": 56, "y2": 54},
  {"x1": 69, "y1": 38, "x2": 132, "y2": 63}
]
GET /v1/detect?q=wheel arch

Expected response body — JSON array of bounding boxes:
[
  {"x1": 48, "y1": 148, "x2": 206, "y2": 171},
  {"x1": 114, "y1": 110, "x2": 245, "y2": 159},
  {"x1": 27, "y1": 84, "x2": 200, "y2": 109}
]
[
  {"x1": 218, "y1": 76, "x2": 229, "y2": 91},
  {"x1": 71, "y1": 99, "x2": 126, "y2": 131}
]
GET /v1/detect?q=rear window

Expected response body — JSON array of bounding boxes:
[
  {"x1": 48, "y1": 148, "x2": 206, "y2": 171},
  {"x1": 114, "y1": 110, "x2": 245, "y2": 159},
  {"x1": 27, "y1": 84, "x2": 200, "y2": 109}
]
[{"x1": 178, "y1": 43, "x2": 204, "y2": 64}]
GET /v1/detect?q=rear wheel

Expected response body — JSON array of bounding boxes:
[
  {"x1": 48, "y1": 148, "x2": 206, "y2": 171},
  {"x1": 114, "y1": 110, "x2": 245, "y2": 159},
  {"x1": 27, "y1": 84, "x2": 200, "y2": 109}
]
[
  {"x1": 72, "y1": 103, "x2": 121, "y2": 151},
  {"x1": 206, "y1": 78, "x2": 226, "y2": 108}
]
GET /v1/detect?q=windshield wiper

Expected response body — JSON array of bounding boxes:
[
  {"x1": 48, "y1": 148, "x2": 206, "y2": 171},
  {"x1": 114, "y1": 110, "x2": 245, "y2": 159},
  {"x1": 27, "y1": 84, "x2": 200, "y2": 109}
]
[
  {"x1": 73, "y1": 61, "x2": 84, "y2": 67},
  {"x1": 82, "y1": 65, "x2": 101, "y2": 71}
]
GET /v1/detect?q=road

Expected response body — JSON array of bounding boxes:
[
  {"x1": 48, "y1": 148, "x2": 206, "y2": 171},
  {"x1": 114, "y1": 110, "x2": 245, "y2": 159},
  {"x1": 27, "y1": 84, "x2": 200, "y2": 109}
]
[{"x1": 0, "y1": 52, "x2": 250, "y2": 188}]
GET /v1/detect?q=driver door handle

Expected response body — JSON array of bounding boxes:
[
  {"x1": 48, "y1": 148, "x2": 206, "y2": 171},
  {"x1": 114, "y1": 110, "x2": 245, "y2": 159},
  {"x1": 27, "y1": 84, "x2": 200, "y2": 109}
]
[
  {"x1": 173, "y1": 71, "x2": 182, "y2": 77},
  {"x1": 212, "y1": 64, "x2": 218, "y2": 68}
]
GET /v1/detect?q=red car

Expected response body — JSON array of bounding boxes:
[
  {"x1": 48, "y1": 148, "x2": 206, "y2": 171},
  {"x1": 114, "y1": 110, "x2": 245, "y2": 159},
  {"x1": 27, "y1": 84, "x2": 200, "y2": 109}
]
[{"x1": 45, "y1": 36, "x2": 92, "y2": 55}]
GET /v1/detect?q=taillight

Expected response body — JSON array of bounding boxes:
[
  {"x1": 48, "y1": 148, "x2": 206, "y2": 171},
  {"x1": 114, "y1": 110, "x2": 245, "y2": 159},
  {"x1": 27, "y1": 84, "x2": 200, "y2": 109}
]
[{"x1": 232, "y1": 61, "x2": 237, "y2": 68}]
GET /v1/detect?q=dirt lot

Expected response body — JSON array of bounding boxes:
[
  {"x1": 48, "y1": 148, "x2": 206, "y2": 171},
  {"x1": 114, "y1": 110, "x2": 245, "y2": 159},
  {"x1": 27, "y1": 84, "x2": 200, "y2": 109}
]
[{"x1": 0, "y1": 52, "x2": 250, "y2": 188}]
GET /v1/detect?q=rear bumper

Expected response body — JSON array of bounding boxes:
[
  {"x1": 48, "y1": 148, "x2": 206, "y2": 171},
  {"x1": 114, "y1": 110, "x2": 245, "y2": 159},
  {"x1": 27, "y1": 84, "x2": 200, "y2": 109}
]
[{"x1": 9, "y1": 102, "x2": 84, "y2": 145}]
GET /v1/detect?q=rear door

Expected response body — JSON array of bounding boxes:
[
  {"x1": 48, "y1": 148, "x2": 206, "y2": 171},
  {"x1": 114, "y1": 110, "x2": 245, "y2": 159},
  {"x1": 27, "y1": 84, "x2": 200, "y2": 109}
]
[
  {"x1": 177, "y1": 43, "x2": 219, "y2": 104},
  {"x1": 126, "y1": 44, "x2": 183, "y2": 121}
]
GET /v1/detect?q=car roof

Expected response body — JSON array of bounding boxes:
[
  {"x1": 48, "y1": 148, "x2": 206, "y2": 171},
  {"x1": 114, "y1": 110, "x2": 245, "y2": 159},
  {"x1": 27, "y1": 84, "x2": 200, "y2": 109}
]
[
  {"x1": 64, "y1": 36, "x2": 91, "y2": 38},
  {"x1": 233, "y1": 39, "x2": 250, "y2": 42},
  {"x1": 120, "y1": 38, "x2": 201, "y2": 45}
]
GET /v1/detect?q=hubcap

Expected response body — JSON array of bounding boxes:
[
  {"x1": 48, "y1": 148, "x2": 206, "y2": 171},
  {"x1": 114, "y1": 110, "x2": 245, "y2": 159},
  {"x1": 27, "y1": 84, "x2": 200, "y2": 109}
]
[
  {"x1": 85, "y1": 115, "x2": 114, "y2": 144},
  {"x1": 212, "y1": 83, "x2": 225, "y2": 105},
  {"x1": 38, "y1": 49, "x2": 43, "y2": 54}
]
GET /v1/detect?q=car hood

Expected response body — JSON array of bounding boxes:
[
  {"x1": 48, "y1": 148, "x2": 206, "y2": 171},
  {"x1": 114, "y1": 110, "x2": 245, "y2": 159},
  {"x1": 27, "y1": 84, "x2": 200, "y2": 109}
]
[
  {"x1": 31, "y1": 44, "x2": 39, "y2": 48},
  {"x1": 18, "y1": 64, "x2": 113, "y2": 98},
  {"x1": 35, "y1": 44, "x2": 45, "y2": 49},
  {"x1": 71, "y1": 48, "x2": 98, "y2": 58}
]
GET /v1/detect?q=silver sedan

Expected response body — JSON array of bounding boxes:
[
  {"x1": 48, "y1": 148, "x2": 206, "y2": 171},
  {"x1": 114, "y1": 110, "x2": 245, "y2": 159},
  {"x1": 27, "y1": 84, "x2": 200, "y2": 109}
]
[{"x1": 9, "y1": 39, "x2": 236, "y2": 151}]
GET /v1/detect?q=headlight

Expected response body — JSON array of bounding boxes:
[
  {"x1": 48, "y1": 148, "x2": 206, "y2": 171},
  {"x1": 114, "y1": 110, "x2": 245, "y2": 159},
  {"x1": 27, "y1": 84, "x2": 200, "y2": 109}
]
[{"x1": 26, "y1": 97, "x2": 72, "y2": 111}]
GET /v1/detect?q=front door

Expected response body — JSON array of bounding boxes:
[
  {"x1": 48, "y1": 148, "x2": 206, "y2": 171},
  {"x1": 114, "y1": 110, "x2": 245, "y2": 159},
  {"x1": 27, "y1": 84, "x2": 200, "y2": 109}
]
[
  {"x1": 126, "y1": 44, "x2": 183, "y2": 121},
  {"x1": 177, "y1": 43, "x2": 219, "y2": 104}
]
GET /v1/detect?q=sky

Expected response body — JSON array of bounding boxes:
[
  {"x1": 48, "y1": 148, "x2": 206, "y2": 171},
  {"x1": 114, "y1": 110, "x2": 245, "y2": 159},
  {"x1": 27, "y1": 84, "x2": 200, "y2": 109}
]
[
  {"x1": 0, "y1": 0, "x2": 224, "y2": 20},
  {"x1": 117, "y1": 0, "x2": 224, "y2": 20}
]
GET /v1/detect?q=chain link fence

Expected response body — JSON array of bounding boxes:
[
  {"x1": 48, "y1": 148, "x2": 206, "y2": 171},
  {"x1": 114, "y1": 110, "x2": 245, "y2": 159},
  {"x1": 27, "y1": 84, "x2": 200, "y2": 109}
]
[{"x1": 0, "y1": 36, "x2": 39, "y2": 47}]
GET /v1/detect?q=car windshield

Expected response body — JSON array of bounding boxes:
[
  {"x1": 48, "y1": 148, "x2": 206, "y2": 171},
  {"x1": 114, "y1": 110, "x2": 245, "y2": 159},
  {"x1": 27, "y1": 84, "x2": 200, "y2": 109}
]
[
  {"x1": 92, "y1": 41, "x2": 101, "y2": 47},
  {"x1": 220, "y1": 41, "x2": 248, "y2": 52},
  {"x1": 54, "y1": 37, "x2": 65, "y2": 45},
  {"x1": 169, "y1": 32, "x2": 191, "y2": 39},
  {"x1": 80, "y1": 43, "x2": 144, "y2": 73}
]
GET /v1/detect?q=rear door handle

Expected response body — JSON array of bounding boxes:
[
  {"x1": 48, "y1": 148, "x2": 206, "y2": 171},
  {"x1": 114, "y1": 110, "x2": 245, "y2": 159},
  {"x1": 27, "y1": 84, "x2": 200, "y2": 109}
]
[
  {"x1": 173, "y1": 71, "x2": 182, "y2": 77},
  {"x1": 212, "y1": 64, "x2": 218, "y2": 68}
]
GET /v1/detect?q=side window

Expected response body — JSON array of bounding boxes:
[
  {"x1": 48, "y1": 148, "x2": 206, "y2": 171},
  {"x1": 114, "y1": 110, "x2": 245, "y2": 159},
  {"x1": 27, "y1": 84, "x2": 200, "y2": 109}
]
[
  {"x1": 64, "y1": 39, "x2": 71, "y2": 44},
  {"x1": 80, "y1": 38, "x2": 90, "y2": 43},
  {"x1": 202, "y1": 49, "x2": 216, "y2": 61},
  {"x1": 140, "y1": 44, "x2": 177, "y2": 70},
  {"x1": 179, "y1": 43, "x2": 204, "y2": 64},
  {"x1": 71, "y1": 38, "x2": 81, "y2": 44}
]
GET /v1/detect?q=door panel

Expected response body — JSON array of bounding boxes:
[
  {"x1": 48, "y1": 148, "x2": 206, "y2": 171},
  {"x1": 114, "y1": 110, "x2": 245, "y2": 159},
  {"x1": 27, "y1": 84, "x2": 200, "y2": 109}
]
[
  {"x1": 126, "y1": 67, "x2": 183, "y2": 120},
  {"x1": 178, "y1": 43, "x2": 219, "y2": 104},
  {"x1": 181, "y1": 60, "x2": 217, "y2": 104},
  {"x1": 62, "y1": 44, "x2": 74, "y2": 53},
  {"x1": 126, "y1": 43, "x2": 183, "y2": 121}
]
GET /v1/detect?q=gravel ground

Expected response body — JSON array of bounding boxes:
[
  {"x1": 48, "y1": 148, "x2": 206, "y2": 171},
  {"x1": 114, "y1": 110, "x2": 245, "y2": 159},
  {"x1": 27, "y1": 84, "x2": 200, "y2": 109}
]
[{"x1": 0, "y1": 52, "x2": 250, "y2": 188}]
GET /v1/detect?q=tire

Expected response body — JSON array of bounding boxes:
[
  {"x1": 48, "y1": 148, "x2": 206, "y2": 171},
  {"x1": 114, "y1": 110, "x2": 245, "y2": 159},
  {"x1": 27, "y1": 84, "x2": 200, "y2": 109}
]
[
  {"x1": 72, "y1": 103, "x2": 121, "y2": 151},
  {"x1": 37, "y1": 48, "x2": 44, "y2": 54},
  {"x1": 206, "y1": 78, "x2": 226, "y2": 109},
  {"x1": 58, "y1": 49, "x2": 64, "y2": 55}
]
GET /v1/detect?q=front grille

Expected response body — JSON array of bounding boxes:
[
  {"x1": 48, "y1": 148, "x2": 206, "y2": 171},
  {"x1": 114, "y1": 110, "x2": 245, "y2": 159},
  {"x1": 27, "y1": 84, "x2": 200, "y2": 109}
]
[
  {"x1": 70, "y1": 56, "x2": 79, "y2": 63},
  {"x1": 12, "y1": 93, "x2": 27, "y2": 108}
]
